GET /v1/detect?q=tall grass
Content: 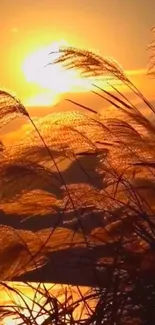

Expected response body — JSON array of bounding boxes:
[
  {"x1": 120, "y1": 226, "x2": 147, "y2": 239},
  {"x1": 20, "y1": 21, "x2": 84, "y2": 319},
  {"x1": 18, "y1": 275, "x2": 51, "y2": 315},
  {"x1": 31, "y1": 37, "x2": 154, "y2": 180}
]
[{"x1": 0, "y1": 28, "x2": 155, "y2": 324}]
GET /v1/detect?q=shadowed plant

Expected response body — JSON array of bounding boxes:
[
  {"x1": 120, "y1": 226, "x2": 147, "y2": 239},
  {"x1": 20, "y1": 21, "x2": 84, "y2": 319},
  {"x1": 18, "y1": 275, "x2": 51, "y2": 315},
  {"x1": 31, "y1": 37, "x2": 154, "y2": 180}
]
[{"x1": 1, "y1": 26, "x2": 155, "y2": 325}]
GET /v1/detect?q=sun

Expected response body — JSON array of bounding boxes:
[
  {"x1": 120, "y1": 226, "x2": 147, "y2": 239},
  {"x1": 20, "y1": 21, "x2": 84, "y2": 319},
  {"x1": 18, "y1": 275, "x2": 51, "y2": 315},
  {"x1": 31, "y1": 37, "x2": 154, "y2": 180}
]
[
  {"x1": 22, "y1": 40, "x2": 91, "y2": 106},
  {"x1": 23, "y1": 40, "x2": 69, "y2": 93}
]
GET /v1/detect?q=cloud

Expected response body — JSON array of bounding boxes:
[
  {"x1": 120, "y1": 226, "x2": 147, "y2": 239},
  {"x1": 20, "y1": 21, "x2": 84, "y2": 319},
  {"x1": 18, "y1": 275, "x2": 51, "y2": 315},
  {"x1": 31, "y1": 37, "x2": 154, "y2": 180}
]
[{"x1": 126, "y1": 68, "x2": 146, "y2": 77}]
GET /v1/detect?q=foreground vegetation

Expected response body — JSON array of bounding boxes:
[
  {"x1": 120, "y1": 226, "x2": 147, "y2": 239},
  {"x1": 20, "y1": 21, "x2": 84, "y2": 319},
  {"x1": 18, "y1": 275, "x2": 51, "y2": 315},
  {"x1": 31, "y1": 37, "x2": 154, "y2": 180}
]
[{"x1": 0, "y1": 28, "x2": 155, "y2": 324}]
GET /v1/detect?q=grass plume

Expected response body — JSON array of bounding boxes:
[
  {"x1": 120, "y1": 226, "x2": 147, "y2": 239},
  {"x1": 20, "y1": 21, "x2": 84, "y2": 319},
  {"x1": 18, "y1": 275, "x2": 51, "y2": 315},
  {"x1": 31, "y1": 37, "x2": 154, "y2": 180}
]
[{"x1": 1, "y1": 26, "x2": 155, "y2": 324}]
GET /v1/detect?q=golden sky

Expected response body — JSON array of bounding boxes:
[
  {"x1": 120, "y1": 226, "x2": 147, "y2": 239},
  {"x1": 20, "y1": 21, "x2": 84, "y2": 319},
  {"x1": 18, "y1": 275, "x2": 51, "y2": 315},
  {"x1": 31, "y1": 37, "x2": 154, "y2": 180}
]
[
  {"x1": 0, "y1": 1, "x2": 155, "y2": 312},
  {"x1": 0, "y1": 0, "x2": 155, "y2": 105}
]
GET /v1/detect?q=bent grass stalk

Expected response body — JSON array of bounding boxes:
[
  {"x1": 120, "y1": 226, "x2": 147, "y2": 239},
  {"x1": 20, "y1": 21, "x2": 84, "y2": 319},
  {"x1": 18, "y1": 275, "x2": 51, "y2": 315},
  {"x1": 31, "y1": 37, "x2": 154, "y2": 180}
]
[{"x1": 1, "y1": 28, "x2": 155, "y2": 324}]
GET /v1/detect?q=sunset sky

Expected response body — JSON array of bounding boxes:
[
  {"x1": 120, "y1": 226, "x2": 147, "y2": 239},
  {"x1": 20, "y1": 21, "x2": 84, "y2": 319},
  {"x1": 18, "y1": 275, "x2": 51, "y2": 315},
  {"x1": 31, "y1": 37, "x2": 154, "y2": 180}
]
[
  {"x1": 0, "y1": 0, "x2": 155, "y2": 112},
  {"x1": 1, "y1": 2, "x2": 155, "y2": 316}
]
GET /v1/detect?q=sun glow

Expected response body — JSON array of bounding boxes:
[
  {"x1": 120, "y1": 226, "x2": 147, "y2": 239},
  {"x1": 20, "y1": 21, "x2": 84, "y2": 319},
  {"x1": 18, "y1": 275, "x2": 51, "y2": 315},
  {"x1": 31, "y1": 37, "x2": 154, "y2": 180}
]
[
  {"x1": 24, "y1": 91, "x2": 60, "y2": 107},
  {"x1": 1, "y1": 282, "x2": 95, "y2": 325},
  {"x1": 22, "y1": 40, "x2": 92, "y2": 106}
]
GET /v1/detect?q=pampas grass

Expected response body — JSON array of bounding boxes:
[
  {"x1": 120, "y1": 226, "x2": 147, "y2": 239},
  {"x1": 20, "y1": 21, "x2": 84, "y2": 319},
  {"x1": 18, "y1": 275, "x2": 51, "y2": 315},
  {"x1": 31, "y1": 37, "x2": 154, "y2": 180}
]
[{"x1": 1, "y1": 27, "x2": 155, "y2": 324}]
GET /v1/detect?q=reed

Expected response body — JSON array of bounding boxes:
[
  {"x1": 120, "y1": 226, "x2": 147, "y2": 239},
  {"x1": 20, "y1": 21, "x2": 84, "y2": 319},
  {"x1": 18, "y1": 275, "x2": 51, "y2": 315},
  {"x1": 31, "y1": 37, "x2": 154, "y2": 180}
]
[{"x1": 0, "y1": 27, "x2": 155, "y2": 324}]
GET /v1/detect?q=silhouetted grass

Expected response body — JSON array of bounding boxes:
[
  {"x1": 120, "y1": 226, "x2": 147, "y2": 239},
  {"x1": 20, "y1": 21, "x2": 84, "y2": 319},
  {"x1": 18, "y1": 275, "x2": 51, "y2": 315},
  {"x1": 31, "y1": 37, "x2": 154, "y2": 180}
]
[{"x1": 1, "y1": 27, "x2": 155, "y2": 324}]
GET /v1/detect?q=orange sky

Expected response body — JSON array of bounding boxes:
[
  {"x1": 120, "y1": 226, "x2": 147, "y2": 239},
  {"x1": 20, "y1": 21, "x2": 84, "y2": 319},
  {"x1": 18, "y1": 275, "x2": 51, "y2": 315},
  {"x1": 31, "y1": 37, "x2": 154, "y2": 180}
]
[
  {"x1": 0, "y1": 0, "x2": 155, "y2": 107},
  {"x1": 0, "y1": 1, "x2": 155, "y2": 311}
]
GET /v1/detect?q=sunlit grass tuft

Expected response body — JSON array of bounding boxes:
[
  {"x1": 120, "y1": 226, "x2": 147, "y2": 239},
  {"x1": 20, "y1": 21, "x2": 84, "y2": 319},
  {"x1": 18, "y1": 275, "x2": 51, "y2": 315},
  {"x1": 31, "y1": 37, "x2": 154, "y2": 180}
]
[{"x1": 1, "y1": 26, "x2": 155, "y2": 325}]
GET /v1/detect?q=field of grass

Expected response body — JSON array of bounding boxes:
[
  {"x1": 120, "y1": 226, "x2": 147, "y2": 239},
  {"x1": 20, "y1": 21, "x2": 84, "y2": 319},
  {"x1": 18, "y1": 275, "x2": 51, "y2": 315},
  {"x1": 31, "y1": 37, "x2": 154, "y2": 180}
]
[{"x1": 0, "y1": 29, "x2": 155, "y2": 324}]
